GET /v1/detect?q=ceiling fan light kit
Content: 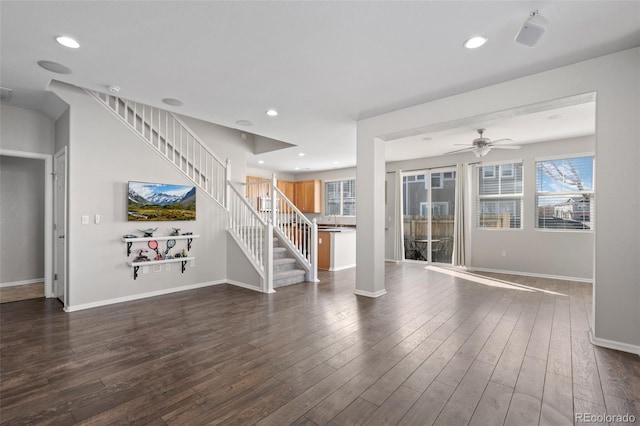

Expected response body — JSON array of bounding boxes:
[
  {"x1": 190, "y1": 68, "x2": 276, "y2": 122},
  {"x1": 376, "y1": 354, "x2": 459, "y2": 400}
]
[{"x1": 444, "y1": 128, "x2": 522, "y2": 157}]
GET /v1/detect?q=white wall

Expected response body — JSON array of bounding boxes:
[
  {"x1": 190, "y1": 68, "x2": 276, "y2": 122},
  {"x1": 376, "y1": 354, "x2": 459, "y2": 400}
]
[
  {"x1": 358, "y1": 48, "x2": 640, "y2": 352},
  {"x1": 0, "y1": 105, "x2": 55, "y2": 154},
  {"x1": 0, "y1": 156, "x2": 45, "y2": 284},
  {"x1": 55, "y1": 107, "x2": 70, "y2": 153},
  {"x1": 49, "y1": 82, "x2": 260, "y2": 309},
  {"x1": 385, "y1": 136, "x2": 595, "y2": 280}
]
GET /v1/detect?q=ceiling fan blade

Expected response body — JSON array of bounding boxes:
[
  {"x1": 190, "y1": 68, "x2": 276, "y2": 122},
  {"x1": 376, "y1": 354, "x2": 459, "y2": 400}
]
[
  {"x1": 453, "y1": 143, "x2": 474, "y2": 146},
  {"x1": 490, "y1": 138, "x2": 514, "y2": 144},
  {"x1": 444, "y1": 146, "x2": 475, "y2": 155},
  {"x1": 491, "y1": 145, "x2": 522, "y2": 150}
]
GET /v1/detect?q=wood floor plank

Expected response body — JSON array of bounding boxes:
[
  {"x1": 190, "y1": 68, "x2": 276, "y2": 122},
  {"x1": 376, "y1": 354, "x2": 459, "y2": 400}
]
[
  {"x1": 361, "y1": 385, "x2": 421, "y2": 426},
  {"x1": 397, "y1": 380, "x2": 455, "y2": 426},
  {"x1": 540, "y1": 371, "x2": 574, "y2": 426},
  {"x1": 468, "y1": 380, "x2": 513, "y2": 426},
  {"x1": 1, "y1": 264, "x2": 635, "y2": 426},
  {"x1": 504, "y1": 355, "x2": 546, "y2": 426},
  {"x1": 432, "y1": 360, "x2": 494, "y2": 425},
  {"x1": 326, "y1": 397, "x2": 379, "y2": 426}
]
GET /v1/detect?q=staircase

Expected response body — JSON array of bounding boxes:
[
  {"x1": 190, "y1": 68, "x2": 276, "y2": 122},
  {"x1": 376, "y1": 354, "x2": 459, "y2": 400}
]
[
  {"x1": 273, "y1": 235, "x2": 306, "y2": 287},
  {"x1": 89, "y1": 89, "x2": 317, "y2": 293}
]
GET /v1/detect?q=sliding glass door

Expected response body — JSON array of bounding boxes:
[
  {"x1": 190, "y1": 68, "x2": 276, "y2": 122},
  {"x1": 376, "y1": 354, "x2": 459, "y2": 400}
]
[{"x1": 402, "y1": 168, "x2": 456, "y2": 264}]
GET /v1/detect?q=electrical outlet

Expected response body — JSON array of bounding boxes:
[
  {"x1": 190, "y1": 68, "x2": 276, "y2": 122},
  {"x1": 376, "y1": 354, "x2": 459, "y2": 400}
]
[
  {"x1": 94, "y1": 214, "x2": 101, "y2": 224},
  {"x1": 81, "y1": 215, "x2": 89, "y2": 224},
  {"x1": 165, "y1": 264, "x2": 171, "y2": 271},
  {"x1": 153, "y1": 265, "x2": 162, "y2": 272}
]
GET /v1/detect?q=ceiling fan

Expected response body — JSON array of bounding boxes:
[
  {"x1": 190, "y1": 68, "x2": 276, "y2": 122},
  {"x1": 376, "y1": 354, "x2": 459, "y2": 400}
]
[{"x1": 446, "y1": 128, "x2": 522, "y2": 157}]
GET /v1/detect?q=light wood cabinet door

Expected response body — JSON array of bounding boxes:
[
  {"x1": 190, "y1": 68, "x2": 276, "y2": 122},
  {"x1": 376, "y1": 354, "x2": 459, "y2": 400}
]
[
  {"x1": 277, "y1": 180, "x2": 295, "y2": 201},
  {"x1": 318, "y1": 231, "x2": 330, "y2": 270},
  {"x1": 294, "y1": 180, "x2": 322, "y2": 213}
]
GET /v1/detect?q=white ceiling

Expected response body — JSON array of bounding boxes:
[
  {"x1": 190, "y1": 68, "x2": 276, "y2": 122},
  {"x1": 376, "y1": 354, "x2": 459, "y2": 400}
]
[{"x1": 1, "y1": 1, "x2": 639, "y2": 173}]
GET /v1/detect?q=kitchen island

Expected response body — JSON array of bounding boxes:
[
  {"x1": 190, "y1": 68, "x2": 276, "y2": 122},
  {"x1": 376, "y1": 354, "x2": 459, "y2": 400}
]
[{"x1": 317, "y1": 227, "x2": 356, "y2": 271}]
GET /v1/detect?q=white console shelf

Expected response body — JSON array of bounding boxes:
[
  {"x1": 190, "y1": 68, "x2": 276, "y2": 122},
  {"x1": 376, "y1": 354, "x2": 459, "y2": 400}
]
[{"x1": 122, "y1": 234, "x2": 199, "y2": 279}]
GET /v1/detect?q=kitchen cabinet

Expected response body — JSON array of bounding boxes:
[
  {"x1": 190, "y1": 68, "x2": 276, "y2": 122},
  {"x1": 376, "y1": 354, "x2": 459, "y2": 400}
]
[
  {"x1": 277, "y1": 180, "x2": 295, "y2": 200},
  {"x1": 294, "y1": 180, "x2": 322, "y2": 213},
  {"x1": 318, "y1": 231, "x2": 331, "y2": 270}
]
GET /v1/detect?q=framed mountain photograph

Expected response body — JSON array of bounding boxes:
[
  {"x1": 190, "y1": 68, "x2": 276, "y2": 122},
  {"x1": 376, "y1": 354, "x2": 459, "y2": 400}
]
[{"x1": 127, "y1": 181, "x2": 196, "y2": 221}]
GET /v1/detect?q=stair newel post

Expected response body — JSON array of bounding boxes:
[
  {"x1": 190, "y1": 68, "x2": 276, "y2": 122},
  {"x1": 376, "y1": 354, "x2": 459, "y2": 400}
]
[
  {"x1": 224, "y1": 159, "x2": 231, "y2": 211},
  {"x1": 264, "y1": 219, "x2": 275, "y2": 293},
  {"x1": 271, "y1": 173, "x2": 278, "y2": 228},
  {"x1": 310, "y1": 218, "x2": 319, "y2": 282}
]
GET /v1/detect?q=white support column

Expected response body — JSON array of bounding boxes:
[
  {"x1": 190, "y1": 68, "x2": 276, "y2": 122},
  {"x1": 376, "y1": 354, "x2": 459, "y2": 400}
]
[{"x1": 355, "y1": 136, "x2": 387, "y2": 298}]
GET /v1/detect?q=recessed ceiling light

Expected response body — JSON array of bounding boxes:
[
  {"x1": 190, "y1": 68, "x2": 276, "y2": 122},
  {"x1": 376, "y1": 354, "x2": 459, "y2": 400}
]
[
  {"x1": 107, "y1": 85, "x2": 120, "y2": 94},
  {"x1": 162, "y1": 98, "x2": 183, "y2": 107},
  {"x1": 333, "y1": 161, "x2": 339, "y2": 165},
  {"x1": 236, "y1": 120, "x2": 252, "y2": 126},
  {"x1": 422, "y1": 137, "x2": 433, "y2": 141},
  {"x1": 56, "y1": 36, "x2": 80, "y2": 49},
  {"x1": 294, "y1": 167, "x2": 300, "y2": 170},
  {"x1": 463, "y1": 36, "x2": 487, "y2": 49},
  {"x1": 298, "y1": 153, "x2": 305, "y2": 157},
  {"x1": 266, "y1": 109, "x2": 278, "y2": 117},
  {"x1": 37, "y1": 60, "x2": 72, "y2": 74},
  {"x1": 547, "y1": 114, "x2": 563, "y2": 120},
  {"x1": 258, "y1": 160, "x2": 264, "y2": 164}
]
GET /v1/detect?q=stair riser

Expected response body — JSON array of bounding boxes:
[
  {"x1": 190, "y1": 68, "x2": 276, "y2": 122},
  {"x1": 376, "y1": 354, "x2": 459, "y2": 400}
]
[
  {"x1": 274, "y1": 261, "x2": 297, "y2": 272},
  {"x1": 274, "y1": 273, "x2": 306, "y2": 287}
]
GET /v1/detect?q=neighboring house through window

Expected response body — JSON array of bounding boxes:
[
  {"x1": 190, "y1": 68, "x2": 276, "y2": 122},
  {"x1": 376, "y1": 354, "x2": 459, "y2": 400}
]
[
  {"x1": 477, "y1": 162, "x2": 523, "y2": 229},
  {"x1": 325, "y1": 179, "x2": 356, "y2": 216},
  {"x1": 536, "y1": 155, "x2": 594, "y2": 230}
]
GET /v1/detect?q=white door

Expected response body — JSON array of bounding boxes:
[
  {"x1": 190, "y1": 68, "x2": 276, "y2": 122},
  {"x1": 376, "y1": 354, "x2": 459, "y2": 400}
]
[{"x1": 54, "y1": 149, "x2": 67, "y2": 303}]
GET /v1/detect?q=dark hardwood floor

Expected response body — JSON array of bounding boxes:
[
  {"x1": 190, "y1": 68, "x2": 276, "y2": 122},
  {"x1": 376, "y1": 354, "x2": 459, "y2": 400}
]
[{"x1": 1, "y1": 263, "x2": 638, "y2": 425}]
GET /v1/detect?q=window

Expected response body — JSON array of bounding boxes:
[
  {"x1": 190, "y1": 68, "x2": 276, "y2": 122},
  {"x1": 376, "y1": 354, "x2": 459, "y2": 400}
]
[
  {"x1": 430, "y1": 173, "x2": 443, "y2": 189},
  {"x1": 536, "y1": 156, "x2": 594, "y2": 230},
  {"x1": 325, "y1": 179, "x2": 356, "y2": 216},
  {"x1": 477, "y1": 162, "x2": 523, "y2": 228}
]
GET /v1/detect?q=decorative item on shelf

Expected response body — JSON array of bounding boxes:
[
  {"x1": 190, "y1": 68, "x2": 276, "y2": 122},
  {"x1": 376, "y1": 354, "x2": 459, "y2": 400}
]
[
  {"x1": 164, "y1": 239, "x2": 176, "y2": 256},
  {"x1": 137, "y1": 228, "x2": 158, "y2": 237},
  {"x1": 123, "y1": 234, "x2": 137, "y2": 239},
  {"x1": 182, "y1": 232, "x2": 193, "y2": 235},
  {"x1": 148, "y1": 240, "x2": 160, "y2": 260},
  {"x1": 180, "y1": 248, "x2": 188, "y2": 257},
  {"x1": 170, "y1": 228, "x2": 181, "y2": 236},
  {"x1": 134, "y1": 249, "x2": 149, "y2": 262}
]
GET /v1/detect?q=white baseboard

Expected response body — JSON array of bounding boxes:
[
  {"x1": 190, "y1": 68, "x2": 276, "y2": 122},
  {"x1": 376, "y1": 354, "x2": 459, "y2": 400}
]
[
  {"x1": 466, "y1": 266, "x2": 592, "y2": 283},
  {"x1": 328, "y1": 264, "x2": 355, "y2": 272},
  {"x1": 226, "y1": 279, "x2": 265, "y2": 292},
  {"x1": 354, "y1": 288, "x2": 387, "y2": 298},
  {"x1": 589, "y1": 331, "x2": 640, "y2": 356},
  {"x1": 64, "y1": 280, "x2": 226, "y2": 312},
  {"x1": 0, "y1": 278, "x2": 44, "y2": 288}
]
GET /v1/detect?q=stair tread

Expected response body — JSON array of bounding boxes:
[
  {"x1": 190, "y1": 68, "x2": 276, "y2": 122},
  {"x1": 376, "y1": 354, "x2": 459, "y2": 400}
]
[{"x1": 273, "y1": 258, "x2": 296, "y2": 265}]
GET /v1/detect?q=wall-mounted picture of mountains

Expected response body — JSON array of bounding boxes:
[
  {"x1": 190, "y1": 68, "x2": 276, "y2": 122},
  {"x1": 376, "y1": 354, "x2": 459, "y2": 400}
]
[{"x1": 128, "y1": 181, "x2": 196, "y2": 221}]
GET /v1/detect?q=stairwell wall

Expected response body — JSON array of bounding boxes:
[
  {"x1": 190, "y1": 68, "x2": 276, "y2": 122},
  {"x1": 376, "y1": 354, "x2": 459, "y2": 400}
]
[{"x1": 49, "y1": 82, "x2": 260, "y2": 309}]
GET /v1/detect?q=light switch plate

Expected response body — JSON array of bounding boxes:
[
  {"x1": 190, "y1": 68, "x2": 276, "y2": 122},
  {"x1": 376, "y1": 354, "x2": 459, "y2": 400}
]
[{"x1": 81, "y1": 215, "x2": 89, "y2": 224}]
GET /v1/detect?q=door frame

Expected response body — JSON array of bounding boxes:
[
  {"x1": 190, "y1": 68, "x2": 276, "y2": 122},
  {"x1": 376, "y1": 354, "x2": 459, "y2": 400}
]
[
  {"x1": 54, "y1": 148, "x2": 68, "y2": 306},
  {"x1": 0, "y1": 149, "x2": 54, "y2": 298},
  {"x1": 401, "y1": 167, "x2": 456, "y2": 264}
]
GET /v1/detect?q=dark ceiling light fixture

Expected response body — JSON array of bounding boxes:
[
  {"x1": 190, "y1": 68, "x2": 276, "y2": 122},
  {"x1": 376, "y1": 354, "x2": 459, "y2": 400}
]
[
  {"x1": 515, "y1": 10, "x2": 548, "y2": 47},
  {"x1": 37, "y1": 60, "x2": 72, "y2": 74}
]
